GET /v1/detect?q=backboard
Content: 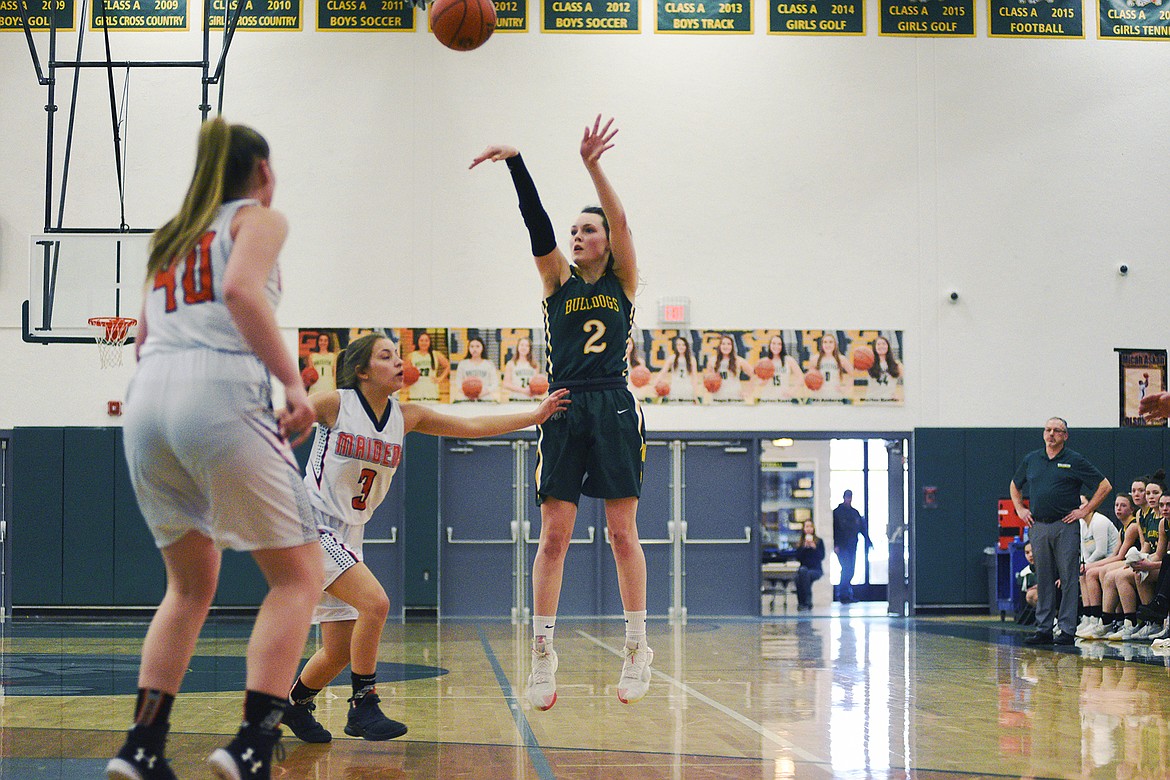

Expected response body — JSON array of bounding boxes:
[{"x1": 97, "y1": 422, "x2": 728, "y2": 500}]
[{"x1": 24, "y1": 232, "x2": 151, "y2": 345}]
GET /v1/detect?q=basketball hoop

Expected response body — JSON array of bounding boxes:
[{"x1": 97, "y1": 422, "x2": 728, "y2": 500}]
[{"x1": 89, "y1": 316, "x2": 137, "y2": 368}]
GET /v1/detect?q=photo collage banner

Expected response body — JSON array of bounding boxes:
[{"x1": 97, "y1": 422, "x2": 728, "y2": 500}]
[{"x1": 298, "y1": 327, "x2": 905, "y2": 406}]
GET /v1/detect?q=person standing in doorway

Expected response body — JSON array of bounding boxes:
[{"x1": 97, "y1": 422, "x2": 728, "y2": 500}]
[
  {"x1": 1010, "y1": 417, "x2": 1111, "y2": 646},
  {"x1": 832, "y1": 489, "x2": 872, "y2": 604}
]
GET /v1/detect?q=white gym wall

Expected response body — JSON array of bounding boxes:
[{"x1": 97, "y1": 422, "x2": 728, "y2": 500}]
[{"x1": 1, "y1": 16, "x2": 1165, "y2": 428}]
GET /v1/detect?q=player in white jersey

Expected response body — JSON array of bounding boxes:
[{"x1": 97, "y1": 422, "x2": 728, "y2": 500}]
[
  {"x1": 810, "y1": 332, "x2": 851, "y2": 401},
  {"x1": 108, "y1": 119, "x2": 323, "y2": 780},
  {"x1": 404, "y1": 331, "x2": 448, "y2": 402},
  {"x1": 453, "y1": 336, "x2": 501, "y2": 402},
  {"x1": 755, "y1": 334, "x2": 804, "y2": 402},
  {"x1": 655, "y1": 336, "x2": 699, "y2": 402},
  {"x1": 282, "y1": 333, "x2": 569, "y2": 743},
  {"x1": 705, "y1": 334, "x2": 752, "y2": 402},
  {"x1": 864, "y1": 334, "x2": 903, "y2": 402},
  {"x1": 503, "y1": 336, "x2": 541, "y2": 400},
  {"x1": 307, "y1": 332, "x2": 338, "y2": 395}
]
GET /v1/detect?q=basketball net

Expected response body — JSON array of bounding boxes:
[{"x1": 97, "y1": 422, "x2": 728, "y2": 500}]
[{"x1": 89, "y1": 316, "x2": 136, "y2": 368}]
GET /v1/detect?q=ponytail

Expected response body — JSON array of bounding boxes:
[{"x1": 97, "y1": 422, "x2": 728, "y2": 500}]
[{"x1": 147, "y1": 118, "x2": 269, "y2": 278}]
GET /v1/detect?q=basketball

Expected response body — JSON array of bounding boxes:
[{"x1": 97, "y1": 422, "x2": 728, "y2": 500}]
[
  {"x1": 529, "y1": 374, "x2": 549, "y2": 396},
  {"x1": 462, "y1": 376, "x2": 484, "y2": 400},
  {"x1": 703, "y1": 372, "x2": 722, "y2": 393},
  {"x1": 804, "y1": 369, "x2": 824, "y2": 391},
  {"x1": 301, "y1": 365, "x2": 319, "y2": 388},
  {"x1": 630, "y1": 365, "x2": 652, "y2": 388},
  {"x1": 429, "y1": 0, "x2": 496, "y2": 51},
  {"x1": 852, "y1": 345, "x2": 875, "y2": 371},
  {"x1": 654, "y1": 379, "x2": 670, "y2": 397},
  {"x1": 754, "y1": 360, "x2": 775, "y2": 380},
  {"x1": 402, "y1": 362, "x2": 420, "y2": 386}
]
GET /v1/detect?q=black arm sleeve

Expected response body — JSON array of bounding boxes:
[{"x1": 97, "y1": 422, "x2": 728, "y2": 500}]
[{"x1": 506, "y1": 154, "x2": 557, "y2": 257}]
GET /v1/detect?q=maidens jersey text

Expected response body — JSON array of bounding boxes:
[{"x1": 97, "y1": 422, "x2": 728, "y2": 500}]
[
  {"x1": 334, "y1": 432, "x2": 402, "y2": 468},
  {"x1": 564, "y1": 293, "x2": 622, "y2": 315}
]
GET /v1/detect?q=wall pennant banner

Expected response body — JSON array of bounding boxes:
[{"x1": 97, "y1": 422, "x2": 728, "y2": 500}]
[{"x1": 1116, "y1": 347, "x2": 1167, "y2": 427}]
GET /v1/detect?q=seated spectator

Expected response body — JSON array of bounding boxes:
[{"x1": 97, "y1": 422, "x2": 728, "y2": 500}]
[
  {"x1": 1094, "y1": 487, "x2": 1168, "y2": 641},
  {"x1": 1078, "y1": 493, "x2": 1140, "y2": 639},
  {"x1": 1016, "y1": 541, "x2": 1038, "y2": 625},
  {"x1": 794, "y1": 520, "x2": 825, "y2": 612},
  {"x1": 1080, "y1": 495, "x2": 1121, "y2": 565}
]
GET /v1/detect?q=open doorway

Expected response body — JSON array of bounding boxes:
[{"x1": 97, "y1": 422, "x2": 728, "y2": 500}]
[{"x1": 760, "y1": 436, "x2": 909, "y2": 613}]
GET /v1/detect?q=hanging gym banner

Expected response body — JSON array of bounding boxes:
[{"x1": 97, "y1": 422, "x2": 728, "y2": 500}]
[
  {"x1": 1116, "y1": 348, "x2": 1168, "y2": 427},
  {"x1": 988, "y1": 0, "x2": 1082, "y2": 38},
  {"x1": 879, "y1": 0, "x2": 974, "y2": 36},
  {"x1": 1098, "y1": 0, "x2": 1170, "y2": 38}
]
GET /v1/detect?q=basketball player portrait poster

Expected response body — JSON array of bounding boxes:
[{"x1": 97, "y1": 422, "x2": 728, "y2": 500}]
[
  {"x1": 400, "y1": 327, "x2": 451, "y2": 403},
  {"x1": 1117, "y1": 348, "x2": 1168, "y2": 427},
  {"x1": 298, "y1": 328, "x2": 348, "y2": 396},
  {"x1": 448, "y1": 328, "x2": 503, "y2": 403},
  {"x1": 498, "y1": 327, "x2": 547, "y2": 402},
  {"x1": 302, "y1": 324, "x2": 905, "y2": 408},
  {"x1": 850, "y1": 329, "x2": 905, "y2": 406},
  {"x1": 629, "y1": 329, "x2": 694, "y2": 404},
  {"x1": 696, "y1": 330, "x2": 754, "y2": 404}
]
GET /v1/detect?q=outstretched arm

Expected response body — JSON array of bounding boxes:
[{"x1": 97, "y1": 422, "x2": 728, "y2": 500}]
[
  {"x1": 402, "y1": 388, "x2": 570, "y2": 438},
  {"x1": 471, "y1": 144, "x2": 569, "y2": 297},
  {"x1": 581, "y1": 115, "x2": 637, "y2": 300}
]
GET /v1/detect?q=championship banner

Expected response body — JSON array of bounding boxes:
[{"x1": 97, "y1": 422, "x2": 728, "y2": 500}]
[
  {"x1": 0, "y1": 0, "x2": 75, "y2": 31},
  {"x1": 988, "y1": 0, "x2": 1082, "y2": 37},
  {"x1": 207, "y1": 0, "x2": 301, "y2": 29},
  {"x1": 542, "y1": 0, "x2": 639, "y2": 31},
  {"x1": 1098, "y1": 0, "x2": 1170, "y2": 39},
  {"x1": 880, "y1": 0, "x2": 974, "y2": 36},
  {"x1": 769, "y1": 0, "x2": 863, "y2": 34},
  {"x1": 492, "y1": 0, "x2": 526, "y2": 29},
  {"x1": 657, "y1": 0, "x2": 751, "y2": 33},
  {"x1": 90, "y1": 0, "x2": 186, "y2": 30},
  {"x1": 317, "y1": 0, "x2": 413, "y2": 30},
  {"x1": 1117, "y1": 348, "x2": 1167, "y2": 427}
]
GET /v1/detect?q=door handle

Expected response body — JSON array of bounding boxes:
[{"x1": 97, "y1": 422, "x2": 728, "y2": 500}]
[
  {"x1": 446, "y1": 521, "x2": 518, "y2": 544},
  {"x1": 365, "y1": 527, "x2": 398, "y2": 545},
  {"x1": 682, "y1": 524, "x2": 752, "y2": 544}
]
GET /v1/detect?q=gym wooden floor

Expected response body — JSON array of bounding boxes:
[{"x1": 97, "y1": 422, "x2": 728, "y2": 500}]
[{"x1": 4, "y1": 605, "x2": 1170, "y2": 779}]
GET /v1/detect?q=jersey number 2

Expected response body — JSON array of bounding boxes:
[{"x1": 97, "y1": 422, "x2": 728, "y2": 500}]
[
  {"x1": 582, "y1": 319, "x2": 607, "y2": 355},
  {"x1": 352, "y1": 468, "x2": 376, "y2": 510},
  {"x1": 153, "y1": 231, "x2": 216, "y2": 313}
]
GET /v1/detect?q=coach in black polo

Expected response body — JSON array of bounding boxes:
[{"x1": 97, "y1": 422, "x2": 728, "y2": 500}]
[{"x1": 1010, "y1": 417, "x2": 1111, "y2": 646}]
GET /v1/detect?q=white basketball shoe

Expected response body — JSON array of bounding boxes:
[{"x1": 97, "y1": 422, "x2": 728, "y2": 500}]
[
  {"x1": 526, "y1": 642, "x2": 558, "y2": 711},
  {"x1": 616, "y1": 642, "x2": 654, "y2": 704}
]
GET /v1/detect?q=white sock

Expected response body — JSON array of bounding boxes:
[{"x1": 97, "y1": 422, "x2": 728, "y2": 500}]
[
  {"x1": 624, "y1": 610, "x2": 647, "y2": 648},
  {"x1": 533, "y1": 615, "x2": 556, "y2": 648}
]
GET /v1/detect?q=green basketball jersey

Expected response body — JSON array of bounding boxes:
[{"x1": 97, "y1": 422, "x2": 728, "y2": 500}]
[{"x1": 543, "y1": 267, "x2": 634, "y2": 383}]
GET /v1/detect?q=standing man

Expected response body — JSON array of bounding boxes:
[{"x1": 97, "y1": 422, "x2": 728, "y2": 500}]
[
  {"x1": 833, "y1": 489, "x2": 872, "y2": 604},
  {"x1": 1010, "y1": 417, "x2": 1111, "y2": 646}
]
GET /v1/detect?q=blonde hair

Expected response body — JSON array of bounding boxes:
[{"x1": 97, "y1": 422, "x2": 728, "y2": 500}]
[{"x1": 147, "y1": 118, "x2": 269, "y2": 277}]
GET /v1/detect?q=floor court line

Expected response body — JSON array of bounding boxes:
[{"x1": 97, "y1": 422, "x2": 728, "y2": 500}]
[
  {"x1": 574, "y1": 628, "x2": 828, "y2": 765},
  {"x1": 475, "y1": 624, "x2": 557, "y2": 780}
]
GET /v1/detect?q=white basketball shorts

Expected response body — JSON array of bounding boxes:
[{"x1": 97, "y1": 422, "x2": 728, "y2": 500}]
[{"x1": 123, "y1": 350, "x2": 318, "y2": 552}]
